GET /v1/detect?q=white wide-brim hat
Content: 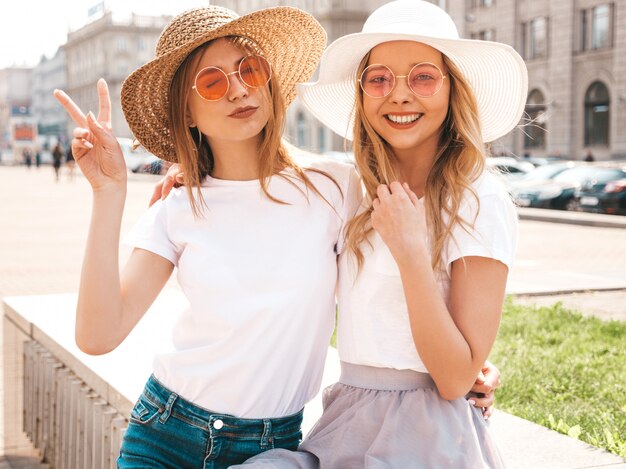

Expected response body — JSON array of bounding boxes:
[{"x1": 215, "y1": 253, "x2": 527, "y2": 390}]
[{"x1": 298, "y1": 0, "x2": 528, "y2": 143}]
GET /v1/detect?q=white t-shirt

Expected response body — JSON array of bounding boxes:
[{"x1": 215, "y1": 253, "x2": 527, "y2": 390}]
[
  {"x1": 125, "y1": 158, "x2": 361, "y2": 418},
  {"x1": 337, "y1": 171, "x2": 518, "y2": 372}
]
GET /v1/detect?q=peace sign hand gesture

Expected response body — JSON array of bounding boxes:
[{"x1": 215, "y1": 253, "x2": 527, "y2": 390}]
[{"x1": 54, "y1": 79, "x2": 126, "y2": 192}]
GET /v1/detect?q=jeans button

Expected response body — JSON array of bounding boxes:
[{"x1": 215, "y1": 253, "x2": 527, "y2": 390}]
[{"x1": 213, "y1": 419, "x2": 224, "y2": 430}]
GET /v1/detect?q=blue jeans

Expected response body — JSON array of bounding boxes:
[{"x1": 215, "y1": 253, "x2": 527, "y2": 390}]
[{"x1": 118, "y1": 375, "x2": 303, "y2": 468}]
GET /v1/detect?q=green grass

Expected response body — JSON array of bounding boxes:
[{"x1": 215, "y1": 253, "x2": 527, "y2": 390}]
[{"x1": 490, "y1": 298, "x2": 626, "y2": 457}]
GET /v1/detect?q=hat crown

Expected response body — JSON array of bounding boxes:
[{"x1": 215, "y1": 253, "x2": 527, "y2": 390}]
[
  {"x1": 156, "y1": 7, "x2": 239, "y2": 57},
  {"x1": 363, "y1": 0, "x2": 459, "y2": 40}
]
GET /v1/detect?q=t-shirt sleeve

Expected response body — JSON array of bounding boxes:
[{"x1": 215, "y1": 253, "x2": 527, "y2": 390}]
[
  {"x1": 123, "y1": 199, "x2": 182, "y2": 266},
  {"x1": 337, "y1": 165, "x2": 364, "y2": 255},
  {"x1": 445, "y1": 188, "x2": 518, "y2": 274}
]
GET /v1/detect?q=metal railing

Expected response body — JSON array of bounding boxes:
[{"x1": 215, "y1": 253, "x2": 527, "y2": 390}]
[{"x1": 22, "y1": 340, "x2": 127, "y2": 468}]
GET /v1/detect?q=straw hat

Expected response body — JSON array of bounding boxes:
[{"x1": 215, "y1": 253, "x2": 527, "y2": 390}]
[
  {"x1": 298, "y1": 0, "x2": 528, "y2": 143},
  {"x1": 121, "y1": 6, "x2": 326, "y2": 162}
]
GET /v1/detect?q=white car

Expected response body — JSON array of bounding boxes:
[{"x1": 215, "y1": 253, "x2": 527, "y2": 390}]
[
  {"x1": 486, "y1": 157, "x2": 535, "y2": 180},
  {"x1": 118, "y1": 137, "x2": 160, "y2": 172}
]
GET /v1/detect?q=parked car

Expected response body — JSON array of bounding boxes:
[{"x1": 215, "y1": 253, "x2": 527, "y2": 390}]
[
  {"x1": 118, "y1": 137, "x2": 160, "y2": 173},
  {"x1": 522, "y1": 156, "x2": 566, "y2": 167},
  {"x1": 134, "y1": 157, "x2": 167, "y2": 175},
  {"x1": 511, "y1": 162, "x2": 595, "y2": 210},
  {"x1": 486, "y1": 157, "x2": 534, "y2": 182},
  {"x1": 573, "y1": 164, "x2": 626, "y2": 215}
]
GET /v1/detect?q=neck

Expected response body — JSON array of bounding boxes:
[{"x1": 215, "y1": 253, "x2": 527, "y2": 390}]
[
  {"x1": 208, "y1": 135, "x2": 262, "y2": 181},
  {"x1": 392, "y1": 146, "x2": 437, "y2": 198}
]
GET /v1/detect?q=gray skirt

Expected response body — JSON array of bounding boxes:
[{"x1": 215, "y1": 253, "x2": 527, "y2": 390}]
[{"x1": 232, "y1": 362, "x2": 504, "y2": 469}]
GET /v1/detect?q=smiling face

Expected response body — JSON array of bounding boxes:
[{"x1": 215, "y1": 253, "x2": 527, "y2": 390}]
[
  {"x1": 187, "y1": 38, "x2": 272, "y2": 149},
  {"x1": 362, "y1": 40, "x2": 450, "y2": 161}
]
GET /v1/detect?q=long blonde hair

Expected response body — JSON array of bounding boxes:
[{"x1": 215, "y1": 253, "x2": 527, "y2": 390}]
[
  {"x1": 345, "y1": 52, "x2": 485, "y2": 272},
  {"x1": 168, "y1": 36, "x2": 338, "y2": 216}
]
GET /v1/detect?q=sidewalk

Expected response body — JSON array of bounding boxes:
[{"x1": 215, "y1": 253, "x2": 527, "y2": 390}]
[{"x1": 1, "y1": 166, "x2": 625, "y2": 468}]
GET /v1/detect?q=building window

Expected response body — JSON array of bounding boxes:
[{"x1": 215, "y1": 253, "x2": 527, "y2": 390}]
[
  {"x1": 591, "y1": 4, "x2": 611, "y2": 49},
  {"x1": 297, "y1": 112, "x2": 308, "y2": 148},
  {"x1": 579, "y1": 4, "x2": 613, "y2": 51},
  {"x1": 318, "y1": 126, "x2": 326, "y2": 153},
  {"x1": 480, "y1": 0, "x2": 493, "y2": 6},
  {"x1": 584, "y1": 82, "x2": 610, "y2": 146},
  {"x1": 524, "y1": 89, "x2": 547, "y2": 149},
  {"x1": 521, "y1": 17, "x2": 549, "y2": 59},
  {"x1": 117, "y1": 38, "x2": 127, "y2": 51},
  {"x1": 579, "y1": 10, "x2": 587, "y2": 51},
  {"x1": 530, "y1": 17, "x2": 548, "y2": 59},
  {"x1": 471, "y1": 29, "x2": 495, "y2": 41},
  {"x1": 137, "y1": 37, "x2": 146, "y2": 51}
]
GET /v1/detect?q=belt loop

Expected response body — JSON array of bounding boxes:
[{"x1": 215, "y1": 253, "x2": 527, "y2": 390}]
[
  {"x1": 159, "y1": 392, "x2": 178, "y2": 424},
  {"x1": 260, "y1": 418, "x2": 272, "y2": 449}
]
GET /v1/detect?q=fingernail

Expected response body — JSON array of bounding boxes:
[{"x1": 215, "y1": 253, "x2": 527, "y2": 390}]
[
  {"x1": 468, "y1": 399, "x2": 476, "y2": 406},
  {"x1": 84, "y1": 141, "x2": 93, "y2": 149}
]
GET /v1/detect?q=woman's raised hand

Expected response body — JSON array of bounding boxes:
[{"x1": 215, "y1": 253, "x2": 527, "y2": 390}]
[
  {"x1": 54, "y1": 79, "x2": 126, "y2": 191},
  {"x1": 371, "y1": 182, "x2": 428, "y2": 262},
  {"x1": 149, "y1": 163, "x2": 184, "y2": 207}
]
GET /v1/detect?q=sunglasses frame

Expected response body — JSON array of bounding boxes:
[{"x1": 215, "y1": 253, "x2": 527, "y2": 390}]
[
  {"x1": 192, "y1": 55, "x2": 272, "y2": 102},
  {"x1": 358, "y1": 62, "x2": 447, "y2": 99}
]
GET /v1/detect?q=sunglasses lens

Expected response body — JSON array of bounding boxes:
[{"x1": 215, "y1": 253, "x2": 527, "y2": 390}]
[
  {"x1": 239, "y1": 56, "x2": 271, "y2": 88},
  {"x1": 408, "y1": 63, "x2": 443, "y2": 97},
  {"x1": 195, "y1": 67, "x2": 229, "y2": 100},
  {"x1": 360, "y1": 65, "x2": 394, "y2": 97}
]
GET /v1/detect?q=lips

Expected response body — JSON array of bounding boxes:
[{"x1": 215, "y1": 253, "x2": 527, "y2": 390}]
[{"x1": 229, "y1": 106, "x2": 259, "y2": 118}]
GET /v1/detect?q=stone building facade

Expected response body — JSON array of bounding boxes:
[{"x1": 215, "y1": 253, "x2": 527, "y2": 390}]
[
  {"x1": 215, "y1": 0, "x2": 625, "y2": 161},
  {"x1": 32, "y1": 48, "x2": 68, "y2": 148},
  {"x1": 62, "y1": 11, "x2": 170, "y2": 139}
]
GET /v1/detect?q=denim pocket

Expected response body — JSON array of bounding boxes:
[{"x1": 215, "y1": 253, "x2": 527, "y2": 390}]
[{"x1": 129, "y1": 394, "x2": 162, "y2": 425}]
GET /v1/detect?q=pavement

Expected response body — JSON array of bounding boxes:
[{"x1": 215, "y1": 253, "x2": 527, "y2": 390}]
[{"x1": 1, "y1": 165, "x2": 625, "y2": 468}]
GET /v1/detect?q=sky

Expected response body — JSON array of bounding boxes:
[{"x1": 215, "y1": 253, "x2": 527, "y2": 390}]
[{"x1": 0, "y1": 0, "x2": 206, "y2": 69}]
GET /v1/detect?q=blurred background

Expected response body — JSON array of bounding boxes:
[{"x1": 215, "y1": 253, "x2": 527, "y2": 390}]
[{"x1": 1, "y1": 0, "x2": 625, "y2": 214}]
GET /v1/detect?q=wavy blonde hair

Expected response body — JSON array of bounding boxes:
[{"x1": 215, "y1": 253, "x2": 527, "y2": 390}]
[
  {"x1": 345, "y1": 51, "x2": 485, "y2": 272},
  {"x1": 168, "y1": 36, "x2": 338, "y2": 216}
]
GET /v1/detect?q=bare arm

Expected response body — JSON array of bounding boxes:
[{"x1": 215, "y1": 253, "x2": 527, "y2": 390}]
[
  {"x1": 398, "y1": 251, "x2": 506, "y2": 400},
  {"x1": 54, "y1": 79, "x2": 174, "y2": 355},
  {"x1": 372, "y1": 181, "x2": 507, "y2": 400}
]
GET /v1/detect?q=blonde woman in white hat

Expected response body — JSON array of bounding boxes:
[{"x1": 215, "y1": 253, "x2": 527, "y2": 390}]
[
  {"x1": 235, "y1": 0, "x2": 527, "y2": 467},
  {"x1": 52, "y1": 6, "x2": 369, "y2": 467}
]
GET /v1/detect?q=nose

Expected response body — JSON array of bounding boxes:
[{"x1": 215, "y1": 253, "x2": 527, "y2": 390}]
[
  {"x1": 388, "y1": 75, "x2": 414, "y2": 104},
  {"x1": 226, "y1": 70, "x2": 248, "y2": 101}
]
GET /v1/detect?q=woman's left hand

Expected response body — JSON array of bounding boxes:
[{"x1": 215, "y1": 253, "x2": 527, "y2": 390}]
[
  {"x1": 371, "y1": 182, "x2": 428, "y2": 262},
  {"x1": 468, "y1": 360, "x2": 501, "y2": 419}
]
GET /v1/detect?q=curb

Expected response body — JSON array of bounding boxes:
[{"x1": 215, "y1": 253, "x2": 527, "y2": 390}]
[
  {"x1": 510, "y1": 286, "x2": 626, "y2": 297},
  {"x1": 517, "y1": 207, "x2": 626, "y2": 228}
]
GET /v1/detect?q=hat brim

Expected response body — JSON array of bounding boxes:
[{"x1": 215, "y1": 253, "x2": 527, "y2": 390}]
[
  {"x1": 122, "y1": 7, "x2": 326, "y2": 162},
  {"x1": 298, "y1": 32, "x2": 528, "y2": 143}
]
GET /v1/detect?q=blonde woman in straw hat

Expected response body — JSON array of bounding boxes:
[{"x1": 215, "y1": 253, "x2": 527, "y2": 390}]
[
  {"x1": 52, "y1": 5, "x2": 367, "y2": 467},
  {"x1": 235, "y1": 0, "x2": 527, "y2": 467}
]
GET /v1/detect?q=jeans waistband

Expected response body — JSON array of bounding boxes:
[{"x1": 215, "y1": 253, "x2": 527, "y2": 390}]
[
  {"x1": 142, "y1": 374, "x2": 303, "y2": 433},
  {"x1": 339, "y1": 361, "x2": 436, "y2": 391}
]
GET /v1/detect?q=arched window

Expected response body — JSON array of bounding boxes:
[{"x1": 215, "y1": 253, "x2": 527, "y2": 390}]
[
  {"x1": 524, "y1": 89, "x2": 546, "y2": 149},
  {"x1": 584, "y1": 81, "x2": 610, "y2": 146}
]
